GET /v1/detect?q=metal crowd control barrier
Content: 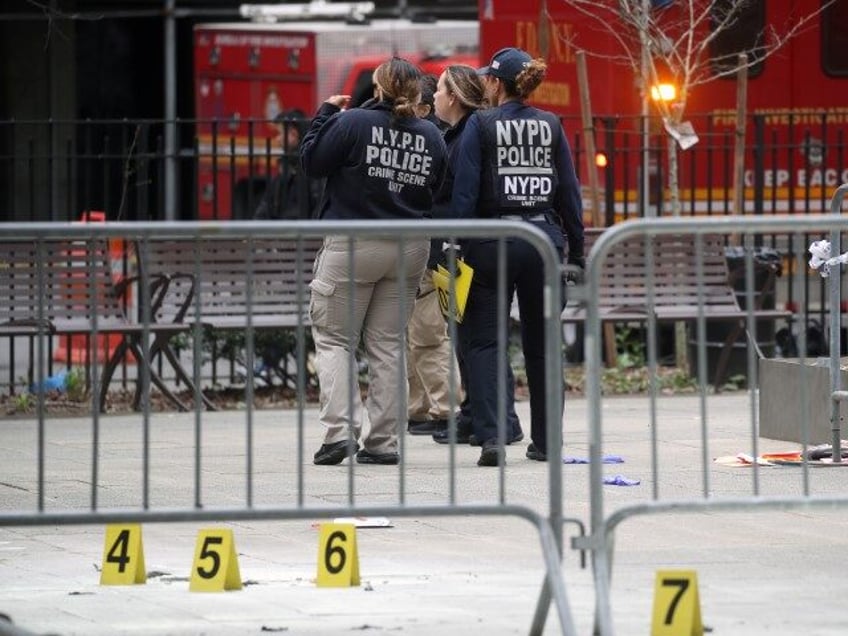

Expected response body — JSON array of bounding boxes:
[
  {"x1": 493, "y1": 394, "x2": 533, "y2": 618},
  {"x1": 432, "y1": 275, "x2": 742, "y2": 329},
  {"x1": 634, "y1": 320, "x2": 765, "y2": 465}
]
[
  {"x1": 0, "y1": 220, "x2": 578, "y2": 635},
  {"x1": 826, "y1": 185, "x2": 848, "y2": 462},
  {"x1": 576, "y1": 199, "x2": 848, "y2": 635}
]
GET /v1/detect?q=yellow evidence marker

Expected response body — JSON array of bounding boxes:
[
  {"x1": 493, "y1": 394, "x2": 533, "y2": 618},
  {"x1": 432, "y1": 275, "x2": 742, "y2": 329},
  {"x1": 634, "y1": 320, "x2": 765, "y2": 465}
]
[
  {"x1": 189, "y1": 528, "x2": 242, "y2": 592},
  {"x1": 100, "y1": 524, "x2": 146, "y2": 585},
  {"x1": 316, "y1": 522, "x2": 360, "y2": 587},
  {"x1": 651, "y1": 570, "x2": 703, "y2": 636}
]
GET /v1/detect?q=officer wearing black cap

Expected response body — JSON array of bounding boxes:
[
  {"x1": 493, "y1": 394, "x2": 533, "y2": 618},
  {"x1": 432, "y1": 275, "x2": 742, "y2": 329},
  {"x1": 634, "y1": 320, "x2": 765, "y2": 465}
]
[{"x1": 450, "y1": 47, "x2": 584, "y2": 467}]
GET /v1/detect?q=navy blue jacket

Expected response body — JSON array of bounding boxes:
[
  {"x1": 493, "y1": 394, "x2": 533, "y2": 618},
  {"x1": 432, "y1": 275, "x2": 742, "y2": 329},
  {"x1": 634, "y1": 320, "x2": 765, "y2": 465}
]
[
  {"x1": 301, "y1": 100, "x2": 447, "y2": 221},
  {"x1": 431, "y1": 112, "x2": 472, "y2": 221},
  {"x1": 450, "y1": 101, "x2": 584, "y2": 261},
  {"x1": 425, "y1": 112, "x2": 475, "y2": 268}
]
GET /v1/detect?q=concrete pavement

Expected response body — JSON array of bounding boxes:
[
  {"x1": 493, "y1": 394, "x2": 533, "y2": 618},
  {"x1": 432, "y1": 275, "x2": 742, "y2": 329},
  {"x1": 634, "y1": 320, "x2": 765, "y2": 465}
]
[{"x1": 2, "y1": 393, "x2": 848, "y2": 635}]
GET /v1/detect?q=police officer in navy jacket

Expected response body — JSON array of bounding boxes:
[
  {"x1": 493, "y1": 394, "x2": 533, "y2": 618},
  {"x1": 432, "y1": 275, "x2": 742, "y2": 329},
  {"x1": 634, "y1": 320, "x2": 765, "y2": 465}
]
[
  {"x1": 427, "y1": 64, "x2": 524, "y2": 447},
  {"x1": 301, "y1": 57, "x2": 447, "y2": 467},
  {"x1": 450, "y1": 47, "x2": 585, "y2": 467},
  {"x1": 301, "y1": 68, "x2": 445, "y2": 222}
]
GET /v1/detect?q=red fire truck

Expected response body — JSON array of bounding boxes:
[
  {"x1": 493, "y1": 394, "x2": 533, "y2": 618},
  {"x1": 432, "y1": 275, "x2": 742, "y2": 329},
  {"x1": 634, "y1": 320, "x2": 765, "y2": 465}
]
[
  {"x1": 194, "y1": 17, "x2": 478, "y2": 219},
  {"x1": 479, "y1": 0, "x2": 848, "y2": 219}
]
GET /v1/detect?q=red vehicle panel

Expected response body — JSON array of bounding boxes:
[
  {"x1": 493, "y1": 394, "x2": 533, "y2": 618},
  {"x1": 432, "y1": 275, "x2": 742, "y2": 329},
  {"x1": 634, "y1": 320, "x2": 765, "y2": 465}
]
[
  {"x1": 194, "y1": 19, "x2": 479, "y2": 219},
  {"x1": 479, "y1": 0, "x2": 848, "y2": 217}
]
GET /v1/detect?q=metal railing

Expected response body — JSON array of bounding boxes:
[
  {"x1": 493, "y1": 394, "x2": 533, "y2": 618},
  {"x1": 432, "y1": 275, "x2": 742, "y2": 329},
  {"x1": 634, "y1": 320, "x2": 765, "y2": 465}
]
[
  {"x1": 0, "y1": 218, "x2": 578, "y2": 635},
  {"x1": 2, "y1": 112, "x2": 844, "y2": 344},
  {"x1": 576, "y1": 193, "x2": 848, "y2": 634}
]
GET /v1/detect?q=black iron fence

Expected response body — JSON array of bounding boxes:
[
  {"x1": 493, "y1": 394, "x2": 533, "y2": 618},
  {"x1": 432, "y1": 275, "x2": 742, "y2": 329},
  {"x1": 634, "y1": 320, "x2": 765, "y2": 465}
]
[
  {"x1": 2, "y1": 112, "x2": 845, "y2": 223},
  {"x1": 1, "y1": 112, "x2": 846, "y2": 396},
  {"x1": 0, "y1": 117, "x2": 311, "y2": 223}
]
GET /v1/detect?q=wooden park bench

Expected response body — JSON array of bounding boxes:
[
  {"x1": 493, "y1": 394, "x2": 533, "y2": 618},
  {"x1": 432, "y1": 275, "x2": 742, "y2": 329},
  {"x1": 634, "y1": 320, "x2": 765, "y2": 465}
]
[
  {"x1": 562, "y1": 228, "x2": 792, "y2": 386},
  {"x1": 137, "y1": 236, "x2": 321, "y2": 410},
  {"x1": 0, "y1": 238, "x2": 190, "y2": 411}
]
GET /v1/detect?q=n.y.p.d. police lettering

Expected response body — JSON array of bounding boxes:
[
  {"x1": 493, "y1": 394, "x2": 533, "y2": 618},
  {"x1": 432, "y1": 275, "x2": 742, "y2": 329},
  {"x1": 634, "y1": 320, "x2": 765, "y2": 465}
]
[{"x1": 365, "y1": 126, "x2": 433, "y2": 192}]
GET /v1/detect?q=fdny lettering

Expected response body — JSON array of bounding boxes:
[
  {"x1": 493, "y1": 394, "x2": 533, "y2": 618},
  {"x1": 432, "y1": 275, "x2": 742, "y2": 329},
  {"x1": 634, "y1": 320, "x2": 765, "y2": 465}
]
[{"x1": 365, "y1": 125, "x2": 433, "y2": 192}]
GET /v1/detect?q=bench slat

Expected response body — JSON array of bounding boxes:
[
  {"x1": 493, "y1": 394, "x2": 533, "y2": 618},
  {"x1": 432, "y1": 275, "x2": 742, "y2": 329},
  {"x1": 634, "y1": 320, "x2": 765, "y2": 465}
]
[
  {"x1": 1, "y1": 239, "x2": 132, "y2": 329},
  {"x1": 564, "y1": 229, "x2": 791, "y2": 328},
  {"x1": 142, "y1": 238, "x2": 320, "y2": 330},
  {"x1": 0, "y1": 237, "x2": 202, "y2": 412}
]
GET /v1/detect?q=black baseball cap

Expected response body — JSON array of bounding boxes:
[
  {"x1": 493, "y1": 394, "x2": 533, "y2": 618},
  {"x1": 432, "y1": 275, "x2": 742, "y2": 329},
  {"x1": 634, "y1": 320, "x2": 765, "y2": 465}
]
[{"x1": 477, "y1": 47, "x2": 533, "y2": 82}]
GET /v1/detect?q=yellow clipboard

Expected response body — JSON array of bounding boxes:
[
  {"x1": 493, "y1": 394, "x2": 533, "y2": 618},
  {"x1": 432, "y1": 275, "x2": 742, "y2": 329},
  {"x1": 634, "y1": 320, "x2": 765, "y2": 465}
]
[{"x1": 431, "y1": 258, "x2": 474, "y2": 323}]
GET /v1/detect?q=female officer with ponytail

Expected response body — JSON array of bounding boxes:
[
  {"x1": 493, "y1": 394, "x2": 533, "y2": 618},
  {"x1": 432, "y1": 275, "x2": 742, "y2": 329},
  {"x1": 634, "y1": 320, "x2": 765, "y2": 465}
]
[
  {"x1": 301, "y1": 57, "x2": 447, "y2": 467},
  {"x1": 451, "y1": 47, "x2": 584, "y2": 467}
]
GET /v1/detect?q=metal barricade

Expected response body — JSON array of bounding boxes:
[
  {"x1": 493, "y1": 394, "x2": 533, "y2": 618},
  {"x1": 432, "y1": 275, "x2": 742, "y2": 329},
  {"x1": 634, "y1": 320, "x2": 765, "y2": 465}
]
[
  {"x1": 576, "y1": 192, "x2": 848, "y2": 635},
  {"x1": 0, "y1": 219, "x2": 578, "y2": 635}
]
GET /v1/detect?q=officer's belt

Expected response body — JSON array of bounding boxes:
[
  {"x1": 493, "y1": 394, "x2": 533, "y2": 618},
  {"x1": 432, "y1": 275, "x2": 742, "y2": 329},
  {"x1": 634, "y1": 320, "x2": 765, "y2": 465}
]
[{"x1": 499, "y1": 213, "x2": 555, "y2": 223}]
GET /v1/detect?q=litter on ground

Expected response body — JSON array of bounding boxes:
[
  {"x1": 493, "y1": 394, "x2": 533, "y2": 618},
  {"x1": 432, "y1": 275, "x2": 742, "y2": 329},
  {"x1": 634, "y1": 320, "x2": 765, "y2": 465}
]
[{"x1": 563, "y1": 455, "x2": 625, "y2": 464}]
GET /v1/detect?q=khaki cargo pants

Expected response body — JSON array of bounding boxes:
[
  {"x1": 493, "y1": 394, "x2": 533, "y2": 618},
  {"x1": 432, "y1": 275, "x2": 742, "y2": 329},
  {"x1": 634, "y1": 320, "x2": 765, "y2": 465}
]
[
  {"x1": 309, "y1": 236, "x2": 428, "y2": 454},
  {"x1": 407, "y1": 269, "x2": 462, "y2": 422}
]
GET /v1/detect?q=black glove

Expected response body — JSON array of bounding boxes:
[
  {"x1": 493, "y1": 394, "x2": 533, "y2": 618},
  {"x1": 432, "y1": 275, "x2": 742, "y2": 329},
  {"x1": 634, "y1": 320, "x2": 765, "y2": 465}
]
[
  {"x1": 565, "y1": 254, "x2": 585, "y2": 285},
  {"x1": 567, "y1": 254, "x2": 585, "y2": 269}
]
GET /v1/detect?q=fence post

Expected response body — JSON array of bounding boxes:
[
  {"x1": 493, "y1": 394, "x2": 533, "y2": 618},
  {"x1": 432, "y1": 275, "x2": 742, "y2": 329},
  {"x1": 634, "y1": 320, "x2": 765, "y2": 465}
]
[
  {"x1": 164, "y1": 0, "x2": 177, "y2": 221},
  {"x1": 829, "y1": 184, "x2": 848, "y2": 461}
]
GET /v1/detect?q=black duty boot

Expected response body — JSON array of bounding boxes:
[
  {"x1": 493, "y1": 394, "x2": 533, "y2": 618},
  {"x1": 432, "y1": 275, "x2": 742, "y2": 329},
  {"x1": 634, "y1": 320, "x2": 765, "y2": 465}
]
[
  {"x1": 477, "y1": 439, "x2": 503, "y2": 467},
  {"x1": 525, "y1": 443, "x2": 547, "y2": 462},
  {"x1": 356, "y1": 449, "x2": 400, "y2": 465},
  {"x1": 408, "y1": 419, "x2": 447, "y2": 435},
  {"x1": 313, "y1": 441, "x2": 358, "y2": 466}
]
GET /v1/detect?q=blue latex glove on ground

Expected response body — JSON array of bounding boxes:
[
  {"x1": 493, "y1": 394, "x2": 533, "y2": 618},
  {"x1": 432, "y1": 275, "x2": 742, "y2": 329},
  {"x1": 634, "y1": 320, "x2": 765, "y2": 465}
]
[
  {"x1": 603, "y1": 474, "x2": 640, "y2": 486},
  {"x1": 563, "y1": 455, "x2": 625, "y2": 464}
]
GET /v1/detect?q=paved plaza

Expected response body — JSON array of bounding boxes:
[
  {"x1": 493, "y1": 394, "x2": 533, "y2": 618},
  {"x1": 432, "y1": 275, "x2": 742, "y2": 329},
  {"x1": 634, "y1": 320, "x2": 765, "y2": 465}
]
[{"x1": 1, "y1": 393, "x2": 848, "y2": 635}]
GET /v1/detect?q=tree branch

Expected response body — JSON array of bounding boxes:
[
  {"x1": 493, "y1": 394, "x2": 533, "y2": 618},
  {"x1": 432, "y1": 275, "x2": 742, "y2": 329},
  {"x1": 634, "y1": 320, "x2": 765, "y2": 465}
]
[{"x1": 558, "y1": 0, "x2": 836, "y2": 116}]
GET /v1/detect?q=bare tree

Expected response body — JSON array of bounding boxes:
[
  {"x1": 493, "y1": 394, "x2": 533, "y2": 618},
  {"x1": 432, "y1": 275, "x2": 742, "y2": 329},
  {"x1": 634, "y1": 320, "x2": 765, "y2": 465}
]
[{"x1": 559, "y1": 0, "x2": 833, "y2": 216}]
